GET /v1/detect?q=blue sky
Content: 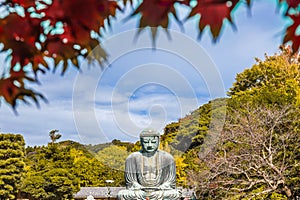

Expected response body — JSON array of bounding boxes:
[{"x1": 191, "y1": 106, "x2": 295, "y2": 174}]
[{"x1": 0, "y1": 0, "x2": 287, "y2": 146}]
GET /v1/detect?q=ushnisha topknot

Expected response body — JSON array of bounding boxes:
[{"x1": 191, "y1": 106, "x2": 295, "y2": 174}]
[{"x1": 140, "y1": 128, "x2": 160, "y2": 138}]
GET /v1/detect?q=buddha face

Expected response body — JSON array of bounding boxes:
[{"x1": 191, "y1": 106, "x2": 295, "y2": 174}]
[{"x1": 141, "y1": 136, "x2": 159, "y2": 153}]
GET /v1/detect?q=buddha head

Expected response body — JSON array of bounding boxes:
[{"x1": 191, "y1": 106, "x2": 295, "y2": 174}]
[{"x1": 140, "y1": 128, "x2": 160, "y2": 153}]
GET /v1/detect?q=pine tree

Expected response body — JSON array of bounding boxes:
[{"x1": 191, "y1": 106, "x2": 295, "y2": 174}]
[{"x1": 0, "y1": 133, "x2": 25, "y2": 200}]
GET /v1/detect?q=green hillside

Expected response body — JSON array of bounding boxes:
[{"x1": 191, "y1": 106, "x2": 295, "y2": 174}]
[{"x1": 85, "y1": 139, "x2": 135, "y2": 154}]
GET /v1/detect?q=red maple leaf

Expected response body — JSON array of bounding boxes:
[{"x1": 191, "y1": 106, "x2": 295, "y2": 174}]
[
  {"x1": 130, "y1": 0, "x2": 182, "y2": 29},
  {"x1": 286, "y1": 0, "x2": 300, "y2": 8},
  {"x1": 188, "y1": 0, "x2": 239, "y2": 40},
  {"x1": 0, "y1": 71, "x2": 45, "y2": 110},
  {"x1": 43, "y1": 35, "x2": 80, "y2": 74},
  {"x1": 40, "y1": 0, "x2": 120, "y2": 34},
  {"x1": 37, "y1": 0, "x2": 119, "y2": 71},
  {"x1": 283, "y1": 13, "x2": 300, "y2": 53},
  {"x1": 0, "y1": 14, "x2": 43, "y2": 67},
  {"x1": 0, "y1": 14, "x2": 39, "y2": 49}
]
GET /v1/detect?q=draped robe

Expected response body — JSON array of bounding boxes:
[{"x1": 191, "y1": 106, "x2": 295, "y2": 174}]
[{"x1": 117, "y1": 150, "x2": 181, "y2": 200}]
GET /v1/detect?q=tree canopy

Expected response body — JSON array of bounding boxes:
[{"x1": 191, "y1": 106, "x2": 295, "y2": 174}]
[
  {"x1": 0, "y1": 0, "x2": 299, "y2": 109},
  {"x1": 21, "y1": 144, "x2": 80, "y2": 199},
  {"x1": 0, "y1": 133, "x2": 25, "y2": 200},
  {"x1": 49, "y1": 129, "x2": 61, "y2": 145},
  {"x1": 228, "y1": 46, "x2": 300, "y2": 107}
]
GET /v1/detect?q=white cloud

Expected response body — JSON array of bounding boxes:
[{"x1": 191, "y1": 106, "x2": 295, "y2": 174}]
[{"x1": 73, "y1": 81, "x2": 206, "y2": 144}]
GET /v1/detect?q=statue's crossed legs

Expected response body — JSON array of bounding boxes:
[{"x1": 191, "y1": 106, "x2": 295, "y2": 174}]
[{"x1": 117, "y1": 188, "x2": 181, "y2": 200}]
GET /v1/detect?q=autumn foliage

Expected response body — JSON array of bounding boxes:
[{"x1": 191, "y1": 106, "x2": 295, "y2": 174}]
[{"x1": 0, "y1": 0, "x2": 299, "y2": 110}]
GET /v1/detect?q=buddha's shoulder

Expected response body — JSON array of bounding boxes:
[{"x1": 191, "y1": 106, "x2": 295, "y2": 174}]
[
  {"x1": 157, "y1": 150, "x2": 174, "y2": 160},
  {"x1": 126, "y1": 151, "x2": 142, "y2": 160}
]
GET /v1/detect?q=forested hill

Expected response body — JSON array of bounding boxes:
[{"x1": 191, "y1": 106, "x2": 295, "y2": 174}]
[
  {"x1": 161, "y1": 98, "x2": 227, "y2": 154},
  {"x1": 85, "y1": 139, "x2": 135, "y2": 154},
  {"x1": 19, "y1": 138, "x2": 136, "y2": 199}
]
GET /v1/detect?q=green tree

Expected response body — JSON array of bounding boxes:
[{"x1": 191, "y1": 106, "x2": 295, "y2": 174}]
[
  {"x1": 23, "y1": 140, "x2": 128, "y2": 196},
  {"x1": 22, "y1": 168, "x2": 78, "y2": 200},
  {"x1": 49, "y1": 129, "x2": 62, "y2": 145},
  {"x1": 174, "y1": 155, "x2": 188, "y2": 187},
  {"x1": 96, "y1": 145, "x2": 129, "y2": 172},
  {"x1": 228, "y1": 46, "x2": 300, "y2": 107},
  {"x1": 21, "y1": 144, "x2": 79, "y2": 199},
  {"x1": 0, "y1": 133, "x2": 25, "y2": 200},
  {"x1": 70, "y1": 148, "x2": 124, "y2": 187}
]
